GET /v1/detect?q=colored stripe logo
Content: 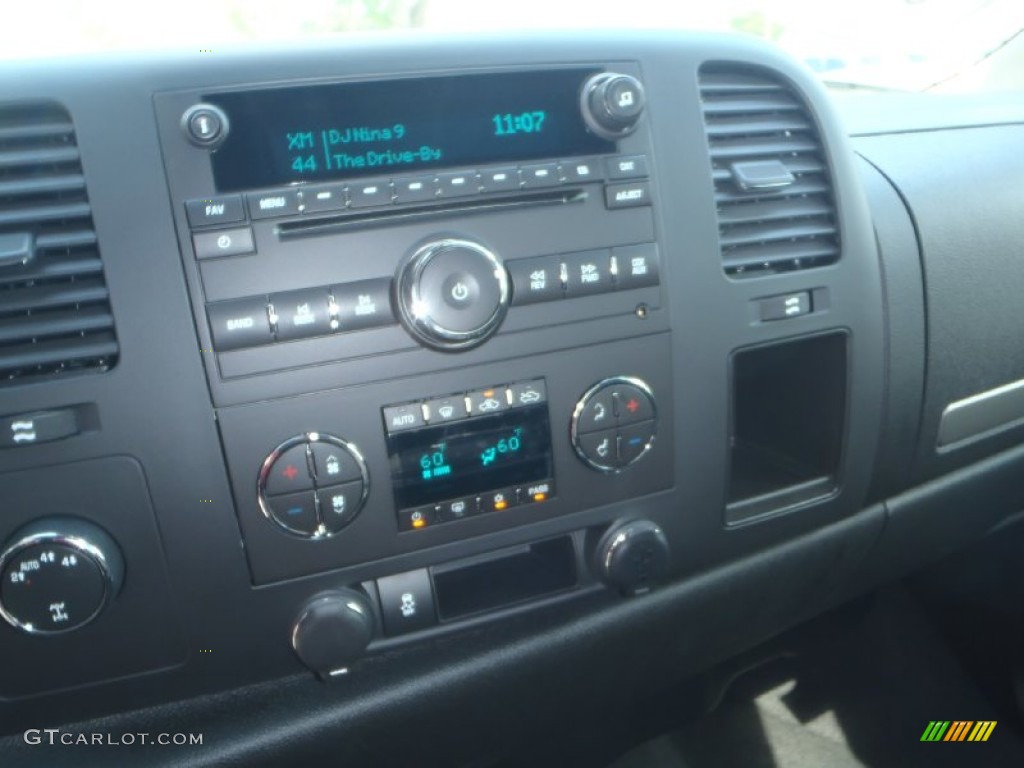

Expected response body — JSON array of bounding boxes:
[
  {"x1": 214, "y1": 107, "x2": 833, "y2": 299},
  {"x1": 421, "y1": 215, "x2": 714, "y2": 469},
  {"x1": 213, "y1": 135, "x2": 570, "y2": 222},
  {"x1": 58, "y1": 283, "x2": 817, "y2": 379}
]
[{"x1": 921, "y1": 721, "x2": 996, "y2": 742}]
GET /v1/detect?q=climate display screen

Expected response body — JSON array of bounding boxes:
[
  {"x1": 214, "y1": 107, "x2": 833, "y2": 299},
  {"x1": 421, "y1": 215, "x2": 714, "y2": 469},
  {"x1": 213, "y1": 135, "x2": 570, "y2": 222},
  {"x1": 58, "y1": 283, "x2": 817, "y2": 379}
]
[
  {"x1": 387, "y1": 405, "x2": 552, "y2": 511},
  {"x1": 206, "y1": 69, "x2": 614, "y2": 191}
]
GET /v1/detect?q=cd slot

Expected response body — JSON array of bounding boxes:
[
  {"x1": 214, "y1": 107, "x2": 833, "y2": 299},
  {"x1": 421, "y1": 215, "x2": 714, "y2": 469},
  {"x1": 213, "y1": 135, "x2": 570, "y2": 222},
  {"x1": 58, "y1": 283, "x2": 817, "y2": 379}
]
[{"x1": 276, "y1": 188, "x2": 586, "y2": 239}]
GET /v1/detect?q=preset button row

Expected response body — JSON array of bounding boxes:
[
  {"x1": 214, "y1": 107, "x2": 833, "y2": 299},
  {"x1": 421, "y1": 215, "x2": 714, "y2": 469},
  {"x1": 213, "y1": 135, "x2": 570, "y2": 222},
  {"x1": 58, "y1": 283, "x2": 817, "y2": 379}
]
[{"x1": 185, "y1": 156, "x2": 647, "y2": 230}]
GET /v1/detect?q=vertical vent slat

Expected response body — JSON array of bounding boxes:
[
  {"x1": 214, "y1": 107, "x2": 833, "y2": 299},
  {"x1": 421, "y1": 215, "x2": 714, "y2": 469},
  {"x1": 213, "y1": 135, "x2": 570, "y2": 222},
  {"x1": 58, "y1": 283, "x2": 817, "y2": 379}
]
[
  {"x1": 699, "y1": 64, "x2": 840, "y2": 278},
  {"x1": 0, "y1": 101, "x2": 118, "y2": 384}
]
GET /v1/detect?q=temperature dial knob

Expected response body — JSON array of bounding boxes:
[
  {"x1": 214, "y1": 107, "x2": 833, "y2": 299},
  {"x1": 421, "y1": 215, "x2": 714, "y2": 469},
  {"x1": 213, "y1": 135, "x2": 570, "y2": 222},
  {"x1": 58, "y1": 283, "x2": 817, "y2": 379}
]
[
  {"x1": 581, "y1": 73, "x2": 646, "y2": 139},
  {"x1": 396, "y1": 238, "x2": 510, "y2": 351},
  {"x1": 0, "y1": 518, "x2": 124, "y2": 635}
]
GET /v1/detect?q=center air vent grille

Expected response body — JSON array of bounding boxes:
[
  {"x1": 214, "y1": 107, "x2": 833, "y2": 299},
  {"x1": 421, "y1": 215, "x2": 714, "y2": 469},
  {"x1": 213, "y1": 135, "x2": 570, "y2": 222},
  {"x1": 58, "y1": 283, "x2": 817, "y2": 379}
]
[
  {"x1": 0, "y1": 102, "x2": 118, "y2": 384},
  {"x1": 699, "y1": 64, "x2": 839, "y2": 278}
]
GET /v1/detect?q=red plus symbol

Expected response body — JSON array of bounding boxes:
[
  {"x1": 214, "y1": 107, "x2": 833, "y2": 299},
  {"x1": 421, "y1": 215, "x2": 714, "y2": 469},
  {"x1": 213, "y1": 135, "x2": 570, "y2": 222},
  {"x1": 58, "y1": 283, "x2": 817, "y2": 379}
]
[
  {"x1": 626, "y1": 398, "x2": 640, "y2": 414},
  {"x1": 281, "y1": 464, "x2": 299, "y2": 480}
]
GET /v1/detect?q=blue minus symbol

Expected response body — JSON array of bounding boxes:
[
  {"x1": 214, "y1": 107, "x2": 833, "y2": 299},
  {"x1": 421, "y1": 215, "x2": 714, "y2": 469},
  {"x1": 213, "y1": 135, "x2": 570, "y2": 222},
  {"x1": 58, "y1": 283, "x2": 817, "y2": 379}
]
[
  {"x1": 628, "y1": 437, "x2": 644, "y2": 446},
  {"x1": 286, "y1": 506, "x2": 304, "y2": 517}
]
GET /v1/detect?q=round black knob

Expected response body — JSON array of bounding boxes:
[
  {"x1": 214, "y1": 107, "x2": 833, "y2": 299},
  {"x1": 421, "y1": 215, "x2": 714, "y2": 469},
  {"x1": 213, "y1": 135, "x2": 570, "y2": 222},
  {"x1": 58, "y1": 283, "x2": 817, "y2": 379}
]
[
  {"x1": 181, "y1": 103, "x2": 229, "y2": 148},
  {"x1": 0, "y1": 518, "x2": 124, "y2": 635},
  {"x1": 593, "y1": 519, "x2": 670, "y2": 596},
  {"x1": 581, "y1": 73, "x2": 646, "y2": 139},
  {"x1": 292, "y1": 589, "x2": 375, "y2": 679},
  {"x1": 396, "y1": 238, "x2": 510, "y2": 351}
]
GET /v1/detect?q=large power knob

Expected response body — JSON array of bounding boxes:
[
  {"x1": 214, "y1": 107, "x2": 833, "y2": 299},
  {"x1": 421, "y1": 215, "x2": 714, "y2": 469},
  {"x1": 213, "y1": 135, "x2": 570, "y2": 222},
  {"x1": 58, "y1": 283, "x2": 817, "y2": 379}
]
[
  {"x1": 0, "y1": 517, "x2": 124, "y2": 635},
  {"x1": 396, "y1": 238, "x2": 510, "y2": 351},
  {"x1": 291, "y1": 589, "x2": 375, "y2": 679},
  {"x1": 581, "y1": 73, "x2": 646, "y2": 139}
]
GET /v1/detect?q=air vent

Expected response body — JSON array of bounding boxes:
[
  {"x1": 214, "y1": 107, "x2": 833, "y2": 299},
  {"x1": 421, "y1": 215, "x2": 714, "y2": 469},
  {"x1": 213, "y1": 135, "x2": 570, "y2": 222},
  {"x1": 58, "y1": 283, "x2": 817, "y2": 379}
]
[
  {"x1": 0, "y1": 102, "x2": 118, "y2": 383},
  {"x1": 699, "y1": 64, "x2": 839, "y2": 278}
]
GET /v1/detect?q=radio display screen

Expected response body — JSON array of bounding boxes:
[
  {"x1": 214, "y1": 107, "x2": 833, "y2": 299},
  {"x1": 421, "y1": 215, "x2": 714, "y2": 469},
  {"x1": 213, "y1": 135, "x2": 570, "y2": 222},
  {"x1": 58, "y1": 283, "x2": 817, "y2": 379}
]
[
  {"x1": 386, "y1": 405, "x2": 553, "y2": 511},
  {"x1": 206, "y1": 69, "x2": 615, "y2": 191}
]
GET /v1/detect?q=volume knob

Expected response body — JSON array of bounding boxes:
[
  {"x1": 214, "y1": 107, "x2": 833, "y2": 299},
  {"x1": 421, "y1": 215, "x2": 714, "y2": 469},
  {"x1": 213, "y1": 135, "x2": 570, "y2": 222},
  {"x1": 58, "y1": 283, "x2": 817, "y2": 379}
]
[{"x1": 396, "y1": 238, "x2": 510, "y2": 351}]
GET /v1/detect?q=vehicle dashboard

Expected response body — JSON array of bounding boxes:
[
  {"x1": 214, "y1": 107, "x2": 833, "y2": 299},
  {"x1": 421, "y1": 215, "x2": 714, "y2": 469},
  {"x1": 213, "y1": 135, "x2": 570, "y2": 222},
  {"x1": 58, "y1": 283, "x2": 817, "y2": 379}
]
[{"x1": 0, "y1": 29, "x2": 1023, "y2": 767}]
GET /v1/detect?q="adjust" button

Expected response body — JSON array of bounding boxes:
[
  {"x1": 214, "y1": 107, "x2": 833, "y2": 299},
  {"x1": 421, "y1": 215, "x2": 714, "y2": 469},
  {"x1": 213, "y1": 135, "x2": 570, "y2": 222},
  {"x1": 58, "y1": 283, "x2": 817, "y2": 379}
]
[{"x1": 605, "y1": 181, "x2": 652, "y2": 209}]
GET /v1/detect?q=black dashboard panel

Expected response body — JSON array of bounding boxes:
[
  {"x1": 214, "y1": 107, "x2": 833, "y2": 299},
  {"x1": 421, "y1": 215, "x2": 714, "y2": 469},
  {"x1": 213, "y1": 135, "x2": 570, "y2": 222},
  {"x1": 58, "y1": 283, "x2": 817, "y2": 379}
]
[
  {"x1": 854, "y1": 125, "x2": 1024, "y2": 479},
  {"x1": 0, "y1": 28, "x2": 1021, "y2": 766}
]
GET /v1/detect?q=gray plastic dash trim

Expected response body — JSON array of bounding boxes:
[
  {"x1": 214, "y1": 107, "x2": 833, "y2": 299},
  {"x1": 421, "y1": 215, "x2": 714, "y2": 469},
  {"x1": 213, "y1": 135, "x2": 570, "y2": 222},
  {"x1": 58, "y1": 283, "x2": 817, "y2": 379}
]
[{"x1": 938, "y1": 377, "x2": 1024, "y2": 449}]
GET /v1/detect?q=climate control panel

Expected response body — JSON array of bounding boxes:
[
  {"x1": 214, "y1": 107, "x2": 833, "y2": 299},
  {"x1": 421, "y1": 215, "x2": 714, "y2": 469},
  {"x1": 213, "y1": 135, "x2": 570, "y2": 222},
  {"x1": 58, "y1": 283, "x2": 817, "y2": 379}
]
[
  {"x1": 383, "y1": 380, "x2": 555, "y2": 531},
  {"x1": 217, "y1": 332, "x2": 674, "y2": 583}
]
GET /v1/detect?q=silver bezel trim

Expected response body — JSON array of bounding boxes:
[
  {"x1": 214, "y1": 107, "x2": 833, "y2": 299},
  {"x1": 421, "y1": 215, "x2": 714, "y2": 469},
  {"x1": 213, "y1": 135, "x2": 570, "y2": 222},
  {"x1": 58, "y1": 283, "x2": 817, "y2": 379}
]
[
  {"x1": 396, "y1": 238, "x2": 510, "y2": 350},
  {"x1": 570, "y1": 376, "x2": 657, "y2": 474},
  {"x1": 938, "y1": 376, "x2": 1024, "y2": 448},
  {"x1": 0, "y1": 530, "x2": 115, "y2": 635},
  {"x1": 257, "y1": 433, "x2": 370, "y2": 540}
]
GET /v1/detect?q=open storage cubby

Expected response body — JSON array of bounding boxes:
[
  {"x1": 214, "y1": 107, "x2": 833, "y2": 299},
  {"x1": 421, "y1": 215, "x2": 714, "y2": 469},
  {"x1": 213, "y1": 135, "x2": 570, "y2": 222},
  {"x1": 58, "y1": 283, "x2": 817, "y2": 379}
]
[
  {"x1": 433, "y1": 536, "x2": 578, "y2": 621},
  {"x1": 727, "y1": 332, "x2": 847, "y2": 524}
]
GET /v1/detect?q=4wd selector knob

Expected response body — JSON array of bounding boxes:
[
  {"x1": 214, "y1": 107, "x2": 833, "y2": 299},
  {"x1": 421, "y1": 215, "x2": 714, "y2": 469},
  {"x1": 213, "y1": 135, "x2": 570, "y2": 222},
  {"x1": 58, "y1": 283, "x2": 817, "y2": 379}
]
[
  {"x1": 396, "y1": 238, "x2": 510, "y2": 351},
  {"x1": 581, "y1": 73, "x2": 646, "y2": 139},
  {"x1": 0, "y1": 517, "x2": 124, "y2": 634}
]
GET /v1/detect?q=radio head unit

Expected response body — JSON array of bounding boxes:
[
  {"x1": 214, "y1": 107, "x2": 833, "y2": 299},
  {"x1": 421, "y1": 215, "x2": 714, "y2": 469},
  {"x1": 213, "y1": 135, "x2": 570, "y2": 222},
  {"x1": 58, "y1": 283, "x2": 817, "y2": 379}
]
[{"x1": 156, "y1": 61, "x2": 661, "y2": 383}]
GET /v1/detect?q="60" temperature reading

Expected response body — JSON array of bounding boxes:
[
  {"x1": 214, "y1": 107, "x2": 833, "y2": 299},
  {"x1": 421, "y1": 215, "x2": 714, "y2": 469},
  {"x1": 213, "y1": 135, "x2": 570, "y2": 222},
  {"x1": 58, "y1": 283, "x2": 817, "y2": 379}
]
[{"x1": 481, "y1": 428, "x2": 523, "y2": 466}]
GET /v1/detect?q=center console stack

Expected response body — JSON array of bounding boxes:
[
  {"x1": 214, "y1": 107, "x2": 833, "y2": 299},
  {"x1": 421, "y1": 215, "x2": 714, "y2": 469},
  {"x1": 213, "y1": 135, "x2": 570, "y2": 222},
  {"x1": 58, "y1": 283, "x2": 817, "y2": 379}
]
[{"x1": 154, "y1": 63, "x2": 674, "y2": 643}]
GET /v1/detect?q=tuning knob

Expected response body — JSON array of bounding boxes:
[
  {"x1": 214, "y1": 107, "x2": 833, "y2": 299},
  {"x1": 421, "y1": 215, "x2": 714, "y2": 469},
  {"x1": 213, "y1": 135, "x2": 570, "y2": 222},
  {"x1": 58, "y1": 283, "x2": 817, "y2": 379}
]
[
  {"x1": 291, "y1": 589, "x2": 375, "y2": 678},
  {"x1": 593, "y1": 519, "x2": 670, "y2": 596},
  {"x1": 395, "y1": 238, "x2": 510, "y2": 351},
  {"x1": 581, "y1": 73, "x2": 646, "y2": 140},
  {"x1": 0, "y1": 517, "x2": 124, "y2": 635}
]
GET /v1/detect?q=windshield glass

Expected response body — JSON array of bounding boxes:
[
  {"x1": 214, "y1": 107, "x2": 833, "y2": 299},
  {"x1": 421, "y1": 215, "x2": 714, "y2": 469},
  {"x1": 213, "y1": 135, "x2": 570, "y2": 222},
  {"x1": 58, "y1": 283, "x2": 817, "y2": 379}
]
[{"x1": 5, "y1": 0, "x2": 1023, "y2": 92}]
